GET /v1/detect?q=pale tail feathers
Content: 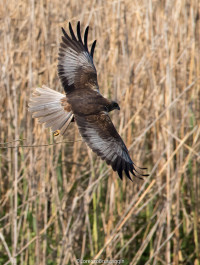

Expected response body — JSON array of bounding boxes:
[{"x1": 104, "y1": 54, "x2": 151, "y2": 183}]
[{"x1": 28, "y1": 85, "x2": 73, "y2": 135}]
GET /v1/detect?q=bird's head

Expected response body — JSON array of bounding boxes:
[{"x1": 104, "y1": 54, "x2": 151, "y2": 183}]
[{"x1": 110, "y1": 101, "x2": 120, "y2": 111}]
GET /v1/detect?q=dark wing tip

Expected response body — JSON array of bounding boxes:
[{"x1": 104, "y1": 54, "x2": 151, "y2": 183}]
[
  {"x1": 77, "y1": 21, "x2": 83, "y2": 44},
  {"x1": 90, "y1": 40, "x2": 97, "y2": 58},
  {"x1": 69, "y1": 22, "x2": 77, "y2": 41},
  {"x1": 136, "y1": 166, "x2": 148, "y2": 170},
  {"x1": 61, "y1": 27, "x2": 70, "y2": 40},
  {"x1": 117, "y1": 168, "x2": 123, "y2": 180},
  {"x1": 84, "y1": 26, "x2": 89, "y2": 51},
  {"x1": 142, "y1": 173, "x2": 149, "y2": 177},
  {"x1": 62, "y1": 22, "x2": 96, "y2": 57},
  {"x1": 116, "y1": 160, "x2": 148, "y2": 181},
  {"x1": 112, "y1": 157, "x2": 133, "y2": 181},
  {"x1": 130, "y1": 164, "x2": 149, "y2": 179},
  {"x1": 124, "y1": 168, "x2": 133, "y2": 181}
]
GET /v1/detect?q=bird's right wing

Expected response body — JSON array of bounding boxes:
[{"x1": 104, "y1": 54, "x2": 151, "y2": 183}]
[{"x1": 75, "y1": 112, "x2": 148, "y2": 180}]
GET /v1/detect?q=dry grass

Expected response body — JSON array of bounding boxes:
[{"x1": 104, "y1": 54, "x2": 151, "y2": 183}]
[{"x1": 0, "y1": 0, "x2": 200, "y2": 264}]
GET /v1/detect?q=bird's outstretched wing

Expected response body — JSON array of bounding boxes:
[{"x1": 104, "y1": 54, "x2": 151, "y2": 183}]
[
  {"x1": 58, "y1": 21, "x2": 98, "y2": 93},
  {"x1": 75, "y1": 113, "x2": 148, "y2": 180}
]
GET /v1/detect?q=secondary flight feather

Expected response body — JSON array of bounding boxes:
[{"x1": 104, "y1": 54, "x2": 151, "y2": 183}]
[{"x1": 29, "y1": 21, "x2": 148, "y2": 180}]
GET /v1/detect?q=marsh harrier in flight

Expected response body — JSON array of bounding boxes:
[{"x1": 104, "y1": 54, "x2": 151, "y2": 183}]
[{"x1": 29, "y1": 22, "x2": 148, "y2": 180}]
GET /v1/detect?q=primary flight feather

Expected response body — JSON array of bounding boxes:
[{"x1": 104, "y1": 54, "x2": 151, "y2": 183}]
[{"x1": 29, "y1": 21, "x2": 148, "y2": 180}]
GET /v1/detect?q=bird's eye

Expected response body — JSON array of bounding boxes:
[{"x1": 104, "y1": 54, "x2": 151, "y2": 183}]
[{"x1": 114, "y1": 103, "x2": 118, "y2": 108}]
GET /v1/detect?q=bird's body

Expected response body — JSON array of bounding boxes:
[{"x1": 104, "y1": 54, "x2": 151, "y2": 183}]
[
  {"x1": 65, "y1": 88, "x2": 113, "y2": 116},
  {"x1": 29, "y1": 22, "x2": 148, "y2": 180}
]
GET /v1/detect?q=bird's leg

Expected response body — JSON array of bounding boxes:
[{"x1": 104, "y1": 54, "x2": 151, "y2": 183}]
[{"x1": 54, "y1": 130, "x2": 60, "y2": 136}]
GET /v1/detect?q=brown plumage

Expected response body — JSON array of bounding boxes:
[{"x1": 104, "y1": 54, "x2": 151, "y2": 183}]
[{"x1": 28, "y1": 21, "x2": 148, "y2": 180}]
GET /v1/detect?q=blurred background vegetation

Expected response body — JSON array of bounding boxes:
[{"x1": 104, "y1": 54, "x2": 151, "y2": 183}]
[{"x1": 0, "y1": 0, "x2": 200, "y2": 264}]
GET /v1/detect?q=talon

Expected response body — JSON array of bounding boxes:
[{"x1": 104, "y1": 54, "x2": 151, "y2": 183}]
[{"x1": 54, "y1": 130, "x2": 60, "y2": 136}]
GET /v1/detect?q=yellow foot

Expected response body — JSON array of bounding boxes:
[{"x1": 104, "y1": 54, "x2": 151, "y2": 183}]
[{"x1": 53, "y1": 130, "x2": 60, "y2": 136}]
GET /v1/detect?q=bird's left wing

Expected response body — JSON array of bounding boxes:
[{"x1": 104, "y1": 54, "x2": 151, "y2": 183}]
[
  {"x1": 75, "y1": 112, "x2": 147, "y2": 180},
  {"x1": 58, "y1": 21, "x2": 98, "y2": 93}
]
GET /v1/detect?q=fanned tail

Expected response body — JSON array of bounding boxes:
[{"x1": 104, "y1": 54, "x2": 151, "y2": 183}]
[{"x1": 28, "y1": 85, "x2": 73, "y2": 135}]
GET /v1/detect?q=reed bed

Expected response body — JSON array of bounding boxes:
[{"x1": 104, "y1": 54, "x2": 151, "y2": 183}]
[{"x1": 0, "y1": 0, "x2": 200, "y2": 264}]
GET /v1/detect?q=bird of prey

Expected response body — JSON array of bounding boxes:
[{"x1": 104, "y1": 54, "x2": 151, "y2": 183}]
[{"x1": 29, "y1": 21, "x2": 148, "y2": 180}]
